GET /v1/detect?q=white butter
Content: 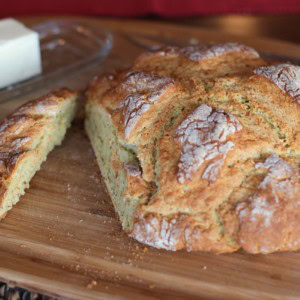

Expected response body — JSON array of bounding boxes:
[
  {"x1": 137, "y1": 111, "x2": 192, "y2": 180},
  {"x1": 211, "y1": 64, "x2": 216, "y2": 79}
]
[{"x1": 0, "y1": 18, "x2": 42, "y2": 89}]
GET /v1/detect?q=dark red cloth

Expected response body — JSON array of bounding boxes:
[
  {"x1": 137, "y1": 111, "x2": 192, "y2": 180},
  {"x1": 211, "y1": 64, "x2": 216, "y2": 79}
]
[{"x1": 1, "y1": 0, "x2": 300, "y2": 18}]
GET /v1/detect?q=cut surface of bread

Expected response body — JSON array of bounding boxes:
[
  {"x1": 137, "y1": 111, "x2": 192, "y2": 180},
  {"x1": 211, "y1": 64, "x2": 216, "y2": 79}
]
[
  {"x1": 0, "y1": 88, "x2": 78, "y2": 219},
  {"x1": 85, "y1": 43, "x2": 300, "y2": 254}
]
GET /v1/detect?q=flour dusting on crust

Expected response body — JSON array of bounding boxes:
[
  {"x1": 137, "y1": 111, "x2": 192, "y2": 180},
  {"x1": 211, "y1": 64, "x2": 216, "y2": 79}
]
[
  {"x1": 237, "y1": 154, "x2": 300, "y2": 253},
  {"x1": 132, "y1": 214, "x2": 181, "y2": 250},
  {"x1": 119, "y1": 71, "x2": 174, "y2": 139},
  {"x1": 122, "y1": 71, "x2": 173, "y2": 96},
  {"x1": 254, "y1": 154, "x2": 298, "y2": 207},
  {"x1": 254, "y1": 64, "x2": 300, "y2": 103},
  {"x1": 238, "y1": 154, "x2": 299, "y2": 227},
  {"x1": 154, "y1": 43, "x2": 259, "y2": 61},
  {"x1": 180, "y1": 43, "x2": 259, "y2": 62},
  {"x1": 124, "y1": 162, "x2": 142, "y2": 177},
  {"x1": 175, "y1": 104, "x2": 242, "y2": 183},
  {"x1": 10, "y1": 136, "x2": 32, "y2": 148},
  {"x1": 120, "y1": 94, "x2": 151, "y2": 139}
]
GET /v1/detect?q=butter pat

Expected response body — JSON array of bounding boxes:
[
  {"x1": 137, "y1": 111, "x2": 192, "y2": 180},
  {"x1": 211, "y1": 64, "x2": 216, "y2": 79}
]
[{"x1": 0, "y1": 18, "x2": 42, "y2": 89}]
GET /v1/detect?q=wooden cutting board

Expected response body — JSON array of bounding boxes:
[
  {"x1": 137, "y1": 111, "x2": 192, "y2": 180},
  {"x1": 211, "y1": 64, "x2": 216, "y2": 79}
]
[{"x1": 1, "y1": 17, "x2": 300, "y2": 300}]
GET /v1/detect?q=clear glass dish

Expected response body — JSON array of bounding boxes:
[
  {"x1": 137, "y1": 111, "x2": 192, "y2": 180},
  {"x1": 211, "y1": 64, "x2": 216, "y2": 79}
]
[{"x1": 0, "y1": 19, "x2": 113, "y2": 103}]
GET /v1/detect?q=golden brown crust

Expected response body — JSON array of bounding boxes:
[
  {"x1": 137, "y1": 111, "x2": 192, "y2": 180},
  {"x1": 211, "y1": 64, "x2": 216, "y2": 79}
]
[
  {"x1": 236, "y1": 155, "x2": 300, "y2": 254},
  {"x1": 130, "y1": 211, "x2": 239, "y2": 253},
  {"x1": 7, "y1": 88, "x2": 77, "y2": 117},
  {"x1": 87, "y1": 43, "x2": 300, "y2": 254},
  {"x1": 254, "y1": 64, "x2": 300, "y2": 103}
]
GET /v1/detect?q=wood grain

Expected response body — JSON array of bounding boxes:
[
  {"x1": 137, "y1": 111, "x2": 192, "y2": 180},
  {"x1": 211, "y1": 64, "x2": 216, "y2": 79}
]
[{"x1": 1, "y1": 17, "x2": 300, "y2": 299}]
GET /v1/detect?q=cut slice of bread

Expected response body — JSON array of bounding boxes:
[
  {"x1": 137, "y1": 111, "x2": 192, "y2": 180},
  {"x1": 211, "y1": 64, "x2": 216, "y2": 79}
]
[
  {"x1": 85, "y1": 43, "x2": 300, "y2": 254},
  {"x1": 0, "y1": 88, "x2": 78, "y2": 219}
]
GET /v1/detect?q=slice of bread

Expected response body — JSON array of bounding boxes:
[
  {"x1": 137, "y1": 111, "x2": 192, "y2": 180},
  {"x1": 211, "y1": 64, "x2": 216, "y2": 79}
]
[
  {"x1": 0, "y1": 88, "x2": 78, "y2": 219},
  {"x1": 85, "y1": 43, "x2": 300, "y2": 253}
]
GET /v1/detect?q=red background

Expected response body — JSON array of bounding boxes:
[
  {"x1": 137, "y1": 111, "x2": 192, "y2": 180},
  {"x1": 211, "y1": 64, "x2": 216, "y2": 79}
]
[{"x1": 1, "y1": 0, "x2": 300, "y2": 18}]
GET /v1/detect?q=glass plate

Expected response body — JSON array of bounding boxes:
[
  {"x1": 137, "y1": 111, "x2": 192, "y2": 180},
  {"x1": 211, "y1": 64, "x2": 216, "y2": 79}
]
[{"x1": 0, "y1": 19, "x2": 113, "y2": 103}]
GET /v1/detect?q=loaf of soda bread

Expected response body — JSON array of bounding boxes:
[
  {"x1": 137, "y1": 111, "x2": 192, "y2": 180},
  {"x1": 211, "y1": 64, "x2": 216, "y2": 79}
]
[
  {"x1": 0, "y1": 88, "x2": 78, "y2": 219},
  {"x1": 85, "y1": 43, "x2": 300, "y2": 254}
]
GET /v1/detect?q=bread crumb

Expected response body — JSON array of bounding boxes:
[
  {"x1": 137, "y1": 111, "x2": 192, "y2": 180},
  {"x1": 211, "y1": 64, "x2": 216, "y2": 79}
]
[
  {"x1": 189, "y1": 38, "x2": 199, "y2": 45},
  {"x1": 87, "y1": 280, "x2": 97, "y2": 289}
]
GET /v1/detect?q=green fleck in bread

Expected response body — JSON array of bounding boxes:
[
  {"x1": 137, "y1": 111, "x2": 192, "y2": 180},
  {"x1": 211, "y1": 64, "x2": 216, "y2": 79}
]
[
  {"x1": 85, "y1": 43, "x2": 300, "y2": 254},
  {"x1": 0, "y1": 88, "x2": 78, "y2": 219}
]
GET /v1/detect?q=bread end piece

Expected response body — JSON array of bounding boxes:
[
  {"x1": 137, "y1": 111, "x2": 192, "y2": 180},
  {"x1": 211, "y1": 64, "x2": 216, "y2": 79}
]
[{"x1": 0, "y1": 88, "x2": 78, "y2": 219}]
